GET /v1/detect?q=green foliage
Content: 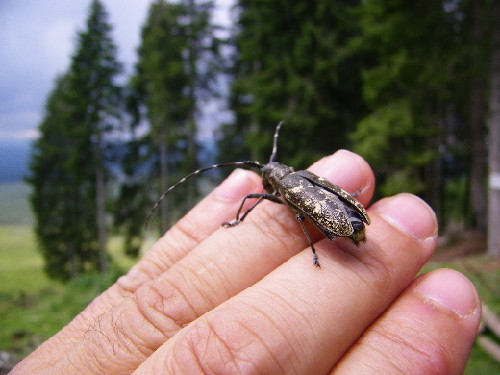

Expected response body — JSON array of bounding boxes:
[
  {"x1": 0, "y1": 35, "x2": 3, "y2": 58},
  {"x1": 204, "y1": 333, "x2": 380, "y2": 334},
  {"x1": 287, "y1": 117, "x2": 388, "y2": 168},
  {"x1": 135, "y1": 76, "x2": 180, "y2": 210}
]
[
  {"x1": 351, "y1": 99, "x2": 434, "y2": 195},
  {"x1": 220, "y1": 0, "x2": 367, "y2": 168},
  {"x1": 138, "y1": 1, "x2": 189, "y2": 129},
  {"x1": 347, "y1": 0, "x2": 489, "y2": 208},
  {"x1": 24, "y1": 0, "x2": 496, "y2": 279},
  {"x1": 351, "y1": 99, "x2": 414, "y2": 164},
  {"x1": 0, "y1": 223, "x2": 132, "y2": 358},
  {"x1": 0, "y1": 271, "x2": 120, "y2": 359},
  {"x1": 215, "y1": 0, "x2": 494, "y2": 232},
  {"x1": 27, "y1": 0, "x2": 122, "y2": 281},
  {"x1": 440, "y1": 176, "x2": 469, "y2": 225},
  {"x1": 0, "y1": 226, "x2": 49, "y2": 293},
  {"x1": 115, "y1": 0, "x2": 220, "y2": 237}
]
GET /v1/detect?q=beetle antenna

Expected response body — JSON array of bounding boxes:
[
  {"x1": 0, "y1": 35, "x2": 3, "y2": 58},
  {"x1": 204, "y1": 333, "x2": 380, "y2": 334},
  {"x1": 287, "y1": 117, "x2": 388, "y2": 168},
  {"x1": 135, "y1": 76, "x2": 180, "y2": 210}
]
[
  {"x1": 269, "y1": 121, "x2": 284, "y2": 163},
  {"x1": 145, "y1": 160, "x2": 263, "y2": 230}
]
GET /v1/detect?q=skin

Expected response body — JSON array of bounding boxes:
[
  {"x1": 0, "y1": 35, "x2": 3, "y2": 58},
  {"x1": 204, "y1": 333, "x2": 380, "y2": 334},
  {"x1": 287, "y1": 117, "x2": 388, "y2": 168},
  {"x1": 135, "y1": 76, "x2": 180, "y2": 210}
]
[{"x1": 12, "y1": 150, "x2": 481, "y2": 375}]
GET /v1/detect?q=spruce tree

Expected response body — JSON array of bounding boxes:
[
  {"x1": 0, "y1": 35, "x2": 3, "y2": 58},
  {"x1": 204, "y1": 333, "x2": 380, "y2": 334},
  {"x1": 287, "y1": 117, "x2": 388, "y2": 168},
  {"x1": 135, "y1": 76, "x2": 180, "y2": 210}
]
[
  {"x1": 350, "y1": 1, "x2": 460, "y2": 204},
  {"x1": 116, "y1": 0, "x2": 219, "y2": 238},
  {"x1": 28, "y1": 0, "x2": 122, "y2": 280},
  {"x1": 136, "y1": 0, "x2": 190, "y2": 233}
]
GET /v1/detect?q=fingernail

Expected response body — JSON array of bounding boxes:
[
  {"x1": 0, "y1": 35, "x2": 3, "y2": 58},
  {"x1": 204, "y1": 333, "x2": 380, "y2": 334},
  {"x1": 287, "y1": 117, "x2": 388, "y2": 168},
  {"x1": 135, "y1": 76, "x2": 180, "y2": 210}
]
[
  {"x1": 375, "y1": 193, "x2": 437, "y2": 240},
  {"x1": 214, "y1": 169, "x2": 256, "y2": 202},
  {"x1": 414, "y1": 269, "x2": 479, "y2": 316}
]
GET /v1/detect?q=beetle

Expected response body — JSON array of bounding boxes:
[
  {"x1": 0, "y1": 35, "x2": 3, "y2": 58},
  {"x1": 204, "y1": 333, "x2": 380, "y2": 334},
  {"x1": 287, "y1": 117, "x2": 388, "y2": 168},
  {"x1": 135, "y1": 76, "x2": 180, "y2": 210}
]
[{"x1": 147, "y1": 122, "x2": 370, "y2": 267}]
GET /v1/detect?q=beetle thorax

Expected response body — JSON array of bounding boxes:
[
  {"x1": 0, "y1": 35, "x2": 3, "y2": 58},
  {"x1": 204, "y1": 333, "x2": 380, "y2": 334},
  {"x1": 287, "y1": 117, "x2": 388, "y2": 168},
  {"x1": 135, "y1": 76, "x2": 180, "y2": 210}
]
[{"x1": 261, "y1": 162, "x2": 294, "y2": 192}]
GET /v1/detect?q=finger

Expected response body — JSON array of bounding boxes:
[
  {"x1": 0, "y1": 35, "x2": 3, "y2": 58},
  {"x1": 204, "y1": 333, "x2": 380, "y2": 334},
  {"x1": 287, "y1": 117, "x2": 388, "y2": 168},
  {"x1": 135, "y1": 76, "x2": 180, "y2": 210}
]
[
  {"x1": 118, "y1": 168, "x2": 264, "y2": 290},
  {"x1": 11, "y1": 168, "x2": 262, "y2": 374},
  {"x1": 16, "y1": 150, "x2": 374, "y2": 375},
  {"x1": 333, "y1": 268, "x2": 481, "y2": 375},
  {"x1": 133, "y1": 193, "x2": 438, "y2": 374}
]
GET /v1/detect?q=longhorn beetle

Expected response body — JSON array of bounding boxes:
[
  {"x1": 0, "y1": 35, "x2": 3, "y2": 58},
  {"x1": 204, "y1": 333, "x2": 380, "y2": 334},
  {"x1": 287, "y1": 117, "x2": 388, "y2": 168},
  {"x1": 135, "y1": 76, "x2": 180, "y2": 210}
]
[{"x1": 146, "y1": 122, "x2": 370, "y2": 267}]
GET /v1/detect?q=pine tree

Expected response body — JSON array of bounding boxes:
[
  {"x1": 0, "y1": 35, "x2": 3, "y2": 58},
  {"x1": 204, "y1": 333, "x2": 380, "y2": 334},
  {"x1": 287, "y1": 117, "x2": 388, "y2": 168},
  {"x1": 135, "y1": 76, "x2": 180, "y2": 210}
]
[
  {"x1": 113, "y1": 76, "x2": 152, "y2": 257},
  {"x1": 218, "y1": 0, "x2": 367, "y2": 169},
  {"x1": 350, "y1": 1, "x2": 461, "y2": 206},
  {"x1": 184, "y1": 0, "x2": 219, "y2": 208},
  {"x1": 29, "y1": 73, "x2": 87, "y2": 280},
  {"x1": 28, "y1": 0, "x2": 122, "y2": 280},
  {"x1": 136, "y1": 0, "x2": 190, "y2": 233},
  {"x1": 350, "y1": 0, "x2": 493, "y2": 232},
  {"x1": 115, "y1": 0, "x2": 219, "y2": 237}
]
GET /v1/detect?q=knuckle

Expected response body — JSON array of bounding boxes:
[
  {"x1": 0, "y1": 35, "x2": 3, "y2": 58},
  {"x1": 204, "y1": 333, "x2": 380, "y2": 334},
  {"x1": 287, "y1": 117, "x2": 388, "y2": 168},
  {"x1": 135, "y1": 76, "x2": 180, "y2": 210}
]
[
  {"x1": 78, "y1": 267, "x2": 220, "y2": 374},
  {"x1": 134, "y1": 276, "x2": 201, "y2": 339},
  {"x1": 181, "y1": 318, "x2": 247, "y2": 375},
  {"x1": 171, "y1": 312, "x2": 286, "y2": 375}
]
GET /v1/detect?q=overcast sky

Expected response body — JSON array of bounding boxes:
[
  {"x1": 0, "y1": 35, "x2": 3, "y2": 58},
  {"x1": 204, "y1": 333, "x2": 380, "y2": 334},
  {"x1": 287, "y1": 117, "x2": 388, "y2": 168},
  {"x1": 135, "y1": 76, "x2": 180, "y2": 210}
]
[{"x1": 0, "y1": 0, "x2": 233, "y2": 141}]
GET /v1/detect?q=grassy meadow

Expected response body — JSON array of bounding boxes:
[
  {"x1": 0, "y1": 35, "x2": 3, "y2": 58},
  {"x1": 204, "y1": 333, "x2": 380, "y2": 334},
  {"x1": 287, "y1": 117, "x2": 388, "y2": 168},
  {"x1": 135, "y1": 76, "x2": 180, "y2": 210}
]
[
  {"x1": 0, "y1": 182, "x2": 498, "y2": 373},
  {"x1": 0, "y1": 182, "x2": 135, "y2": 364}
]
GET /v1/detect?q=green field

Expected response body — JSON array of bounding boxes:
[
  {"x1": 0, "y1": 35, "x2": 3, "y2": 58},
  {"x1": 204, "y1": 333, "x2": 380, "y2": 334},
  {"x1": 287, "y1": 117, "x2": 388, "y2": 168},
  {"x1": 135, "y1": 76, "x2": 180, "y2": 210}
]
[
  {"x1": 0, "y1": 225, "x2": 51, "y2": 294},
  {"x1": 0, "y1": 182, "x2": 133, "y2": 365},
  {"x1": 0, "y1": 182, "x2": 33, "y2": 226},
  {"x1": 0, "y1": 224, "x2": 134, "y2": 363},
  {"x1": 0, "y1": 182, "x2": 498, "y2": 372}
]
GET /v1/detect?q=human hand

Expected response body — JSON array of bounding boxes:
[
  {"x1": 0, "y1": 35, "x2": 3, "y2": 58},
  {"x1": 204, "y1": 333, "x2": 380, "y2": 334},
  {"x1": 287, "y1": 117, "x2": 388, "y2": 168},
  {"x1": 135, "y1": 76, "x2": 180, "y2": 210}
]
[{"x1": 12, "y1": 150, "x2": 481, "y2": 374}]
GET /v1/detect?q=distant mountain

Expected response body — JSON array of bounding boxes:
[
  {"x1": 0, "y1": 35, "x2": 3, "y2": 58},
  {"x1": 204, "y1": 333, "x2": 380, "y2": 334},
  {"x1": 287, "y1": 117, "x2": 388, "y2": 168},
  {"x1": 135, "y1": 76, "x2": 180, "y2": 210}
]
[
  {"x1": 0, "y1": 138, "x2": 33, "y2": 182},
  {"x1": 0, "y1": 136, "x2": 219, "y2": 184}
]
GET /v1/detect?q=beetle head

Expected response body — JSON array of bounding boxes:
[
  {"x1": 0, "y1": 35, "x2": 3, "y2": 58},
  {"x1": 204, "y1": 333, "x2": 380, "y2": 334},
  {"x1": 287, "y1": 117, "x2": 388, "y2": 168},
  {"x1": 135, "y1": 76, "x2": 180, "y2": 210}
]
[{"x1": 261, "y1": 162, "x2": 294, "y2": 193}]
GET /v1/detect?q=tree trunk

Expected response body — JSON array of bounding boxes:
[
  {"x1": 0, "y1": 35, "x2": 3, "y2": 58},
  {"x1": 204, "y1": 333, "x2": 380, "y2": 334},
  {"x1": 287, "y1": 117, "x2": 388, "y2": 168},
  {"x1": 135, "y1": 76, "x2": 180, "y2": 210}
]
[
  {"x1": 186, "y1": 0, "x2": 197, "y2": 210},
  {"x1": 159, "y1": 125, "x2": 170, "y2": 233},
  {"x1": 469, "y1": 0, "x2": 488, "y2": 233},
  {"x1": 186, "y1": 117, "x2": 196, "y2": 210},
  {"x1": 488, "y1": 0, "x2": 500, "y2": 257},
  {"x1": 95, "y1": 133, "x2": 108, "y2": 273}
]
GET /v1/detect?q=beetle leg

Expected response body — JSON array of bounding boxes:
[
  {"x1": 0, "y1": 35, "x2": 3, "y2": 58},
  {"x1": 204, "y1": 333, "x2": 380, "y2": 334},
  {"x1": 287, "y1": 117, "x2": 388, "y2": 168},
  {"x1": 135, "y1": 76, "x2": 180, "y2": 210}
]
[
  {"x1": 295, "y1": 214, "x2": 321, "y2": 267},
  {"x1": 222, "y1": 193, "x2": 283, "y2": 227}
]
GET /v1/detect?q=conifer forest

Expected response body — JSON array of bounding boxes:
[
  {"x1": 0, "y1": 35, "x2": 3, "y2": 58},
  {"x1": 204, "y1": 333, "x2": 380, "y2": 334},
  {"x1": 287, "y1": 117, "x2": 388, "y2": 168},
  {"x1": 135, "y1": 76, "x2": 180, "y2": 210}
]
[{"x1": 28, "y1": 0, "x2": 499, "y2": 280}]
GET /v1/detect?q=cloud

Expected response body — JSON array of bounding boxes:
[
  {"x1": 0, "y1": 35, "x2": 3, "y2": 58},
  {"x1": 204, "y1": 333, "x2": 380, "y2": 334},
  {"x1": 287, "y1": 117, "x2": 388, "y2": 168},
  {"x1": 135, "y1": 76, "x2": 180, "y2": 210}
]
[
  {"x1": 0, "y1": 0, "x2": 234, "y2": 141},
  {"x1": 0, "y1": 111, "x2": 40, "y2": 139},
  {"x1": 0, "y1": 0, "x2": 149, "y2": 140}
]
